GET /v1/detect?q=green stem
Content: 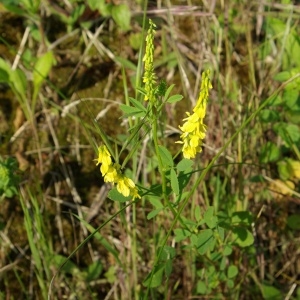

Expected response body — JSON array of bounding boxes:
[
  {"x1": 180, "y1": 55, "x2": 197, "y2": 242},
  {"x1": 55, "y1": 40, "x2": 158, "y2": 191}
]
[
  {"x1": 132, "y1": 203, "x2": 138, "y2": 300},
  {"x1": 152, "y1": 117, "x2": 178, "y2": 219}
]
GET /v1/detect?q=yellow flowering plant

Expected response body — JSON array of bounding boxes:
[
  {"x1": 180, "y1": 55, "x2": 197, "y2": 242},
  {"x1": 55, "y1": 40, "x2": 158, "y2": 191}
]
[{"x1": 92, "y1": 19, "x2": 236, "y2": 297}]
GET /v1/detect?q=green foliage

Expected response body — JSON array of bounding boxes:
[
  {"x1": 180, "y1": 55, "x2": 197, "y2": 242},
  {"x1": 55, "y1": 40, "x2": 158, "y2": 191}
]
[
  {"x1": 32, "y1": 51, "x2": 55, "y2": 108},
  {"x1": 0, "y1": 50, "x2": 54, "y2": 119},
  {"x1": 87, "y1": 0, "x2": 131, "y2": 31},
  {"x1": 172, "y1": 207, "x2": 254, "y2": 296},
  {"x1": 20, "y1": 190, "x2": 52, "y2": 299},
  {"x1": 0, "y1": 157, "x2": 19, "y2": 199},
  {"x1": 262, "y1": 284, "x2": 282, "y2": 300},
  {"x1": 267, "y1": 18, "x2": 300, "y2": 69},
  {"x1": 111, "y1": 4, "x2": 131, "y2": 31},
  {"x1": 108, "y1": 187, "x2": 132, "y2": 202},
  {"x1": 2, "y1": 0, "x2": 40, "y2": 16}
]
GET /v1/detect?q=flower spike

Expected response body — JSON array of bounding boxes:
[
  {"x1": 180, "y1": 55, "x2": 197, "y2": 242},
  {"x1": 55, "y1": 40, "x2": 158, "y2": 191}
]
[
  {"x1": 143, "y1": 19, "x2": 157, "y2": 104},
  {"x1": 176, "y1": 70, "x2": 212, "y2": 159}
]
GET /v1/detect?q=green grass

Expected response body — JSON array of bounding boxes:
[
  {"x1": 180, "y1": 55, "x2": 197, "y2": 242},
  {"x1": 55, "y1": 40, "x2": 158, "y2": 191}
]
[{"x1": 0, "y1": 0, "x2": 300, "y2": 299}]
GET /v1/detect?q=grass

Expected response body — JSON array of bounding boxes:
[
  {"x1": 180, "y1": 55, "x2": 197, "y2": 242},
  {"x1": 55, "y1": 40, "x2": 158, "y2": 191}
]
[{"x1": 0, "y1": 0, "x2": 300, "y2": 299}]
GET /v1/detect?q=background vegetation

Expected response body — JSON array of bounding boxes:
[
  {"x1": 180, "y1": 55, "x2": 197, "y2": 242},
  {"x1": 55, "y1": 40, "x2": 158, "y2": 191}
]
[{"x1": 0, "y1": 0, "x2": 300, "y2": 299}]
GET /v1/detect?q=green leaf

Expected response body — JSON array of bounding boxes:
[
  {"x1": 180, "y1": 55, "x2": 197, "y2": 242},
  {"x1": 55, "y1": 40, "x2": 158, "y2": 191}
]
[
  {"x1": 277, "y1": 160, "x2": 291, "y2": 181},
  {"x1": 259, "y1": 109, "x2": 280, "y2": 123},
  {"x1": 275, "y1": 123, "x2": 300, "y2": 145},
  {"x1": 220, "y1": 256, "x2": 227, "y2": 271},
  {"x1": 231, "y1": 211, "x2": 253, "y2": 226},
  {"x1": 87, "y1": 0, "x2": 99, "y2": 10},
  {"x1": 87, "y1": 0, "x2": 113, "y2": 17},
  {"x1": 273, "y1": 69, "x2": 300, "y2": 90},
  {"x1": 86, "y1": 261, "x2": 103, "y2": 282},
  {"x1": 147, "y1": 208, "x2": 163, "y2": 220},
  {"x1": 160, "y1": 245, "x2": 176, "y2": 260},
  {"x1": 51, "y1": 255, "x2": 78, "y2": 274},
  {"x1": 259, "y1": 142, "x2": 280, "y2": 163},
  {"x1": 177, "y1": 159, "x2": 193, "y2": 172},
  {"x1": 227, "y1": 265, "x2": 238, "y2": 279},
  {"x1": 111, "y1": 4, "x2": 131, "y2": 31},
  {"x1": 177, "y1": 159, "x2": 193, "y2": 191},
  {"x1": 274, "y1": 71, "x2": 291, "y2": 82},
  {"x1": 70, "y1": 5, "x2": 85, "y2": 25},
  {"x1": 163, "y1": 84, "x2": 175, "y2": 100},
  {"x1": 210, "y1": 251, "x2": 222, "y2": 262},
  {"x1": 4, "y1": 188, "x2": 14, "y2": 198},
  {"x1": 143, "y1": 264, "x2": 165, "y2": 288},
  {"x1": 195, "y1": 206, "x2": 201, "y2": 222},
  {"x1": 285, "y1": 110, "x2": 300, "y2": 124},
  {"x1": 223, "y1": 245, "x2": 233, "y2": 256},
  {"x1": 0, "y1": 68, "x2": 9, "y2": 82},
  {"x1": 287, "y1": 214, "x2": 300, "y2": 230},
  {"x1": 128, "y1": 97, "x2": 147, "y2": 112},
  {"x1": 204, "y1": 206, "x2": 218, "y2": 229},
  {"x1": 174, "y1": 228, "x2": 191, "y2": 242},
  {"x1": 105, "y1": 266, "x2": 116, "y2": 283},
  {"x1": 10, "y1": 68, "x2": 27, "y2": 100},
  {"x1": 147, "y1": 184, "x2": 165, "y2": 197},
  {"x1": 119, "y1": 104, "x2": 146, "y2": 118},
  {"x1": 2, "y1": 0, "x2": 25, "y2": 15},
  {"x1": 170, "y1": 168, "x2": 179, "y2": 195},
  {"x1": 0, "y1": 58, "x2": 11, "y2": 80},
  {"x1": 149, "y1": 197, "x2": 164, "y2": 209},
  {"x1": 217, "y1": 226, "x2": 225, "y2": 242},
  {"x1": 108, "y1": 188, "x2": 130, "y2": 202},
  {"x1": 165, "y1": 259, "x2": 173, "y2": 277},
  {"x1": 262, "y1": 284, "x2": 282, "y2": 300},
  {"x1": 226, "y1": 279, "x2": 234, "y2": 289},
  {"x1": 283, "y1": 88, "x2": 299, "y2": 111},
  {"x1": 231, "y1": 227, "x2": 254, "y2": 247},
  {"x1": 269, "y1": 94, "x2": 283, "y2": 106},
  {"x1": 158, "y1": 145, "x2": 174, "y2": 168},
  {"x1": 196, "y1": 281, "x2": 207, "y2": 294},
  {"x1": 268, "y1": 18, "x2": 300, "y2": 69},
  {"x1": 167, "y1": 94, "x2": 183, "y2": 103},
  {"x1": 115, "y1": 56, "x2": 137, "y2": 71},
  {"x1": 33, "y1": 51, "x2": 54, "y2": 103},
  {"x1": 136, "y1": 87, "x2": 147, "y2": 96},
  {"x1": 197, "y1": 229, "x2": 215, "y2": 254}
]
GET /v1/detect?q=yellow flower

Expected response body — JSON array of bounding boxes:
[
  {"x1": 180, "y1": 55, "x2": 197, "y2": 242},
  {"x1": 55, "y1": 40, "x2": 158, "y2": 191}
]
[
  {"x1": 104, "y1": 164, "x2": 120, "y2": 183},
  {"x1": 94, "y1": 145, "x2": 112, "y2": 176},
  {"x1": 114, "y1": 174, "x2": 140, "y2": 199},
  {"x1": 117, "y1": 175, "x2": 135, "y2": 197},
  {"x1": 176, "y1": 70, "x2": 212, "y2": 159},
  {"x1": 94, "y1": 145, "x2": 141, "y2": 199}
]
